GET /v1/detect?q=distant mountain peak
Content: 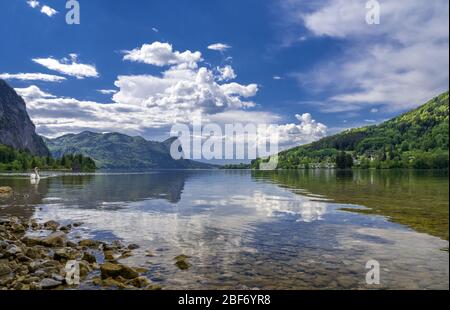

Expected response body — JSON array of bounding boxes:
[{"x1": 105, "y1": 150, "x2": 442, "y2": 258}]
[{"x1": 45, "y1": 131, "x2": 215, "y2": 170}]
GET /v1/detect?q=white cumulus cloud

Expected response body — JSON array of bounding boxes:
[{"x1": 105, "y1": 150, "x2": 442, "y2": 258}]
[
  {"x1": 40, "y1": 5, "x2": 57, "y2": 17},
  {"x1": 270, "y1": 113, "x2": 327, "y2": 148},
  {"x1": 123, "y1": 41, "x2": 202, "y2": 69},
  {"x1": 0, "y1": 72, "x2": 66, "y2": 82},
  {"x1": 16, "y1": 40, "x2": 328, "y2": 151},
  {"x1": 220, "y1": 82, "x2": 258, "y2": 98},
  {"x1": 282, "y1": 0, "x2": 449, "y2": 113},
  {"x1": 216, "y1": 65, "x2": 237, "y2": 81},
  {"x1": 208, "y1": 43, "x2": 232, "y2": 52},
  {"x1": 15, "y1": 85, "x2": 55, "y2": 101},
  {"x1": 115, "y1": 42, "x2": 258, "y2": 117},
  {"x1": 17, "y1": 84, "x2": 327, "y2": 152},
  {"x1": 97, "y1": 89, "x2": 117, "y2": 95},
  {"x1": 32, "y1": 55, "x2": 99, "y2": 79},
  {"x1": 27, "y1": 0, "x2": 40, "y2": 9}
]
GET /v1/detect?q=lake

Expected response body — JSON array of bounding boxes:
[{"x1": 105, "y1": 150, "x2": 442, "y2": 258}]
[{"x1": 0, "y1": 169, "x2": 448, "y2": 289}]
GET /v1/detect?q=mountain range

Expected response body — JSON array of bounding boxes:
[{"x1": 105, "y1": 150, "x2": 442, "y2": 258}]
[
  {"x1": 0, "y1": 79, "x2": 214, "y2": 170},
  {"x1": 44, "y1": 131, "x2": 216, "y2": 170},
  {"x1": 1, "y1": 78, "x2": 448, "y2": 171}
]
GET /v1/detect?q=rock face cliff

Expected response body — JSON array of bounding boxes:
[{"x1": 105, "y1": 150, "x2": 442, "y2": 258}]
[{"x1": 0, "y1": 79, "x2": 50, "y2": 156}]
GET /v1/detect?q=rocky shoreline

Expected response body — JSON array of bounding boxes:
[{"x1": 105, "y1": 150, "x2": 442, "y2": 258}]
[{"x1": 0, "y1": 216, "x2": 164, "y2": 290}]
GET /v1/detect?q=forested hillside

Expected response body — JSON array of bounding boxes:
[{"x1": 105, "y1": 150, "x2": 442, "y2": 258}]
[
  {"x1": 252, "y1": 92, "x2": 449, "y2": 169},
  {"x1": 45, "y1": 131, "x2": 217, "y2": 170},
  {"x1": 0, "y1": 143, "x2": 96, "y2": 172}
]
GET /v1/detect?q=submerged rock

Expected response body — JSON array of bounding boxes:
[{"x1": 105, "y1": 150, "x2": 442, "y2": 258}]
[
  {"x1": 119, "y1": 265, "x2": 139, "y2": 279},
  {"x1": 111, "y1": 240, "x2": 124, "y2": 249},
  {"x1": 174, "y1": 254, "x2": 192, "y2": 270},
  {"x1": 119, "y1": 250, "x2": 133, "y2": 259},
  {"x1": 174, "y1": 254, "x2": 191, "y2": 261},
  {"x1": 21, "y1": 236, "x2": 42, "y2": 247},
  {"x1": 103, "y1": 250, "x2": 116, "y2": 261},
  {"x1": 101, "y1": 277, "x2": 128, "y2": 289},
  {"x1": 78, "y1": 239, "x2": 100, "y2": 248},
  {"x1": 127, "y1": 276, "x2": 150, "y2": 288},
  {"x1": 92, "y1": 276, "x2": 102, "y2": 286},
  {"x1": 53, "y1": 248, "x2": 77, "y2": 262},
  {"x1": 100, "y1": 262, "x2": 122, "y2": 279},
  {"x1": 59, "y1": 226, "x2": 71, "y2": 233},
  {"x1": 145, "y1": 250, "x2": 155, "y2": 257},
  {"x1": 0, "y1": 186, "x2": 13, "y2": 193},
  {"x1": 78, "y1": 260, "x2": 92, "y2": 277},
  {"x1": 145, "y1": 284, "x2": 162, "y2": 290},
  {"x1": 100, "y1": 262, "x2": 139, "y2": 280},
  {"x1": 43, "y1": 220, "x2": 60, "y2": 231},
  {"x1": 66, "y1": 241, "x2": 77, "y2": 248},
  {"x1": 41, "y1": 232, "x2": 66, "y2": 248},
  {"x1": 39, "y1": 278, "x2": 62, "y2": 289},
  {"x1": 175, "y1": 260, "x2": 191, "y2": 271},
  {"x1": 127, "y1": 244, "x2": 140, "y2": 250},
  {"x1": 82, "y1": 252, "x2": 96, "y2": 264},
  {"x1": 0, "y1": 187, "x2": 13, "y2": 197},
  {"x1": 135, "y1": 267, "x2": 149, "y2": 273},
  {"x1": 336, "y1": 276, "x2": 356, "y2": 289}
]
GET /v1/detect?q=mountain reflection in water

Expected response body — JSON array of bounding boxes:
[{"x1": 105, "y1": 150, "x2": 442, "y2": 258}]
[{"x1": 0, "y1": 170, "x2": 448, "y2": 289}]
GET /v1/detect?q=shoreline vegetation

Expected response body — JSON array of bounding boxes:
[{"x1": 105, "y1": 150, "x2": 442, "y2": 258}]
[{"x1": 0, "y1": 144, "x2": 96, "y2": 172}]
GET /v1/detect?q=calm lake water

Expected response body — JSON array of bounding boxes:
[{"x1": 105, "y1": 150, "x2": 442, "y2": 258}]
[{"x1": 0, "y1": 170, "x2": 448, "y2": 289}]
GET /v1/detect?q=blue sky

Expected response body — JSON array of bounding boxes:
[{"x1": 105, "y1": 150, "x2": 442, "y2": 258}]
[{"x1": 0, "y1": 0, "x2": 448, "y2": 147}]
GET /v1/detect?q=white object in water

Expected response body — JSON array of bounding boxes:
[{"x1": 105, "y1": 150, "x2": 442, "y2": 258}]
[{"x1": 30, "y1": 167, "x2": 40, "y2": 180}]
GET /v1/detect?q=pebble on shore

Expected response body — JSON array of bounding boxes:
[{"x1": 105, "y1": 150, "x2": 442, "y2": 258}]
[
  {"x1": 174, "y1": 254, "x2": 192, "y2": 271},
  {"x1": 0, "y1": 186, "x2": 13, "y2": 198}
]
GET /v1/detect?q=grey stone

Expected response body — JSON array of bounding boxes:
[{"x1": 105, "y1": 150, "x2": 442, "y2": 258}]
[
  {"x1": 41, "y1": 231, "x2": 66, "y2": 247},
  {"x1": 0, "y1": 265, "x2": 12, "y2": 277},
  {"x1": 52, "y1": 273, "x2": 65, "y2": 282},
  {"x1": 39, "y1": 278, "x2": 62, "y2": 289},
  {"x1": 127, "y1": 244, "x2": 140, "y2": 250}
]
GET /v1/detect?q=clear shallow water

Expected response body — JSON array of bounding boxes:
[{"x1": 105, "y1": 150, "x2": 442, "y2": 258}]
[{"x1": 0, "y1": 170, "x2": 448, "y2": 290}]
